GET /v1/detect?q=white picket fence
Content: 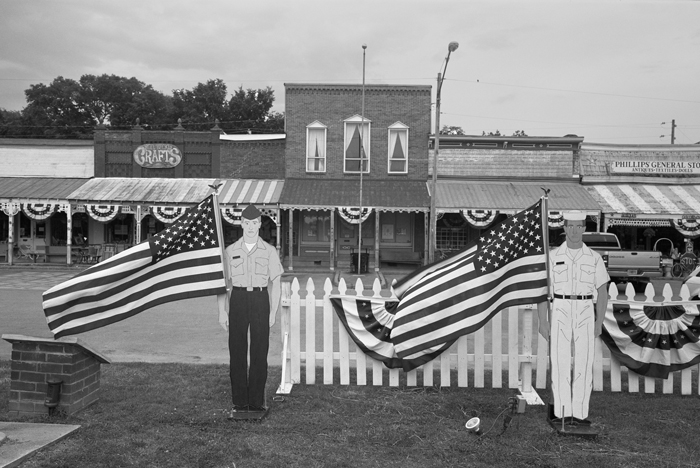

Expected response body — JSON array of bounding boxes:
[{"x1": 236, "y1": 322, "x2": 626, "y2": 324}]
[{"x1": 277, "y1": 278, "x2": 700, "y2": 396}]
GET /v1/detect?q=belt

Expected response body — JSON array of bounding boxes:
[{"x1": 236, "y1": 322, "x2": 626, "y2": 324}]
[
  {"x1": 553, "y1": 293, "x2": 593, "y2": 300},
  {"x1": 231, "y1": 286, "x2": 265, "y2": 292}
]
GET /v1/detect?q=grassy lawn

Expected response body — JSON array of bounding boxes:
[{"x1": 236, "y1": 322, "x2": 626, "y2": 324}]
[{"x1": 1, "y1": 360, "x2": 699, "y2": 468}]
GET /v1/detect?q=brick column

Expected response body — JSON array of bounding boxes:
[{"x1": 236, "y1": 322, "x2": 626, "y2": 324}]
[{"x1": 3, "y1": 334, "x2": 111, "y2": 416}]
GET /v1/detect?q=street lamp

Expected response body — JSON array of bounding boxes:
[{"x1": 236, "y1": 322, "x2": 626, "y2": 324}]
[{"x1": 429, "y1": 41, "x2": 459, "y2": 264}]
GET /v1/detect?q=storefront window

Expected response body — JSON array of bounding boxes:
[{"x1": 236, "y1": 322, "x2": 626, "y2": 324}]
[
  {"x1": 302, "y1": 211, "x2": 331, "y2": 242},
  {"x1": 0, "y1": 213, "x2": 8, "y2": 242},
  {"x1": 72, "y1": 213, "x2": 89, "y2": 245},
  {"x1": 50, "y1": 212, "x2": 68, "y2": 246},
  {"x1": 105, "y1": 215, "x2": 133, "y2": 245},
  {"x1": 18, "y1": 213, "x2": 31, "y2": 239}
]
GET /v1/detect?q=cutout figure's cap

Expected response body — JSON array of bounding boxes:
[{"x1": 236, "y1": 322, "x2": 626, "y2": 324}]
[
  {"x1": 563, "y1": 210, "x2": 586, "y2": 222},
  {"x1": 241, "y1": 204, "x2": 261, "y2": 220}
]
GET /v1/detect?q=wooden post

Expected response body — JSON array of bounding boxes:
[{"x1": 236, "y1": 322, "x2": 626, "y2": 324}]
[
  {"x1": 329, "y1": 210, "x2": 335, "y2": 271},
  {"x1": 66, "y1": 203, "x2": 72, "y2": 265},
  {"x1": 276, "y1": 281, "x2": 293, "y2": 394},
  {"x1": 374, "y1": 210, "x2": 380, "y2": 271},
  {"x1": 288, "y1": 209, "x2": 294, "y2": 271}
]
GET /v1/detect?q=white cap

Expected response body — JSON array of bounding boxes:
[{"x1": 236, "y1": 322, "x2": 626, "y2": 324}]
[{"x1": 563, "y1": 210, "x2": 586, "y2": 221}]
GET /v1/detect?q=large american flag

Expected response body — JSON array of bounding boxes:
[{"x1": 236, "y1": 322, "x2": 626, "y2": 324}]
[
  {"x1": 389, "y1": 199, "x2": 549, "y2": 366},
  {"x1": 43, "y1": 195, "x2": 227, "y2": 338}
]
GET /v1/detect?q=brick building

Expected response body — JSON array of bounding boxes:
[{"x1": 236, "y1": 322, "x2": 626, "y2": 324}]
[{"x1": 279, "y1": 84, "x2": 432, "y2": 271}]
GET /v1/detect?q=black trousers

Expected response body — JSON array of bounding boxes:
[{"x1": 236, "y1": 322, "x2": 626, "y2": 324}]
[{"x1": 228, "y1": 288, "x2": 269, "y2": 408}]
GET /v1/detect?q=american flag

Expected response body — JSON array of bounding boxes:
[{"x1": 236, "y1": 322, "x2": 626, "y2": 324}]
[
  {"x1": 390, "y1": 199, "x2": 549, "y2": 365},
  {"x1": 329, "y1": 296, "x2": 452, "y2": 370},
  {"x1": 43, "y1": 195, "x2": 227, "y2": 338}
]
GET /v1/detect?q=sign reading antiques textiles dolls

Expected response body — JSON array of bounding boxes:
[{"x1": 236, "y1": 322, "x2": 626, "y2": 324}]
[
  {"x1": 610, "y1": 160, "x2": 700, "y2": 175},
  {"x1": 133, "y1": 143, "x2": 182, "y2": 168}
]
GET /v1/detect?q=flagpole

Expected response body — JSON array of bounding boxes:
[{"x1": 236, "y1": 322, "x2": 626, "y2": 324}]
[
  {"x1": 540, "y1": 187, "x2": 553, "y2": 420},
  {"x1": 210, "y1": 184, "x2": 231, "y2": 310},
  {"x1": 357, "y1": 44, "x2": 367, "y2": 276}
]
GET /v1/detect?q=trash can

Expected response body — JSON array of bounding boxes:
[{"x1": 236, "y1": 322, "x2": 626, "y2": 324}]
[{"x1": 351, "y1": 252, "x2": 369, "y2": 274}]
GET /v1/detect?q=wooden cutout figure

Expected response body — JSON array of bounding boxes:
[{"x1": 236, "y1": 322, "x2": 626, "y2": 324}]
[
  {"x1": 537, "y1": 210, "x2": 609, "y2": 432},
  {"x1": 217, "y1": 204, "x2": 283, "y2": 419}
]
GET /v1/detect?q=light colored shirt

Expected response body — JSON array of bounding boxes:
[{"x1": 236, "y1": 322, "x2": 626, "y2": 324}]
[
  {"x1": 550, "y1": 243, "x2": 609, "y2": 297},
  {"x1": 225, "y1": 237, "x2": 283, "y2": 289}
]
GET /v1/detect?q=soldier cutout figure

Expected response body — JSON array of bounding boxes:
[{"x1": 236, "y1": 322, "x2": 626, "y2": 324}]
[{"x1": 538, "y1": 210, "x2": 609, "y2": 435}]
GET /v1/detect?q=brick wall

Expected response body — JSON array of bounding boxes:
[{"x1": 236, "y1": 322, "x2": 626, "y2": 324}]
[
  {"x1": 284, "y1": 84, "x2": 431, "y2": 180},
  {"x1": 6, "y1": 337, "x2": 108, "y2": 416},
  {"x1": 220, "y1": 140, "x2": 285, "y2": 178}
]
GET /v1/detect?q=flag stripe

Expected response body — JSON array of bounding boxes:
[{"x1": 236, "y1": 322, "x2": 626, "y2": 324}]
[
  {"x1": 42, "y1": 194, "x2": 227, "y2": 338},
  {"x1": 44, "y1": 252, "x2": 223, "y2": 316},
  {"x1": 51, "y1": 286, "x2": 222, "y2": 338},
  {"x1": 46, "y1": 269, "x2": 224, "y2": 330},
  {"x1": 390, "y1": 199, "x2": 547, "y2": 359}
]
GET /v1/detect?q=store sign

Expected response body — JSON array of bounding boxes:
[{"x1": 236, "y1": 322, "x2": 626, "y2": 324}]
[
  {"x1": 610, "y1": 160, "x2": 700, "y2": 175},
  {"x1": 133, "y1": 143, "x2": 182, "y2": 168}
]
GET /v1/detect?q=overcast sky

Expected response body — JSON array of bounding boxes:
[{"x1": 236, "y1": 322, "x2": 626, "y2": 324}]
[{"x1": 1, "y1": 0, "x2": 699, "y2": 144}]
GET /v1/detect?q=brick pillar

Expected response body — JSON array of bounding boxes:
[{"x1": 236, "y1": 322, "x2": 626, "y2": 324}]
[{"x1": 3, "y1": 334, "x2": 110, "y2": 416}]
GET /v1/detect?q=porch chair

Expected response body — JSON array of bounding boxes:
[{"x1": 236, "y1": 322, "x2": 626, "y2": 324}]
[
  {"x1": 87, "y1": 245, "x2": 102, "y2": 264},
  {"x1": 16, "y1": 244, "x2": 32, "y2": 259}
]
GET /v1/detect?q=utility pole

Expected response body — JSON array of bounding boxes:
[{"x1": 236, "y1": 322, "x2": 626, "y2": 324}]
[{"x1": 671, "y1": 119, "x2": 676, "y2": 144}]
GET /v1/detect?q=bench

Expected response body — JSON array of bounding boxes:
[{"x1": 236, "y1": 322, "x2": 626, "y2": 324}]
[{"x1": 380, "y1": 250, "x2": 423, "y2": 265}]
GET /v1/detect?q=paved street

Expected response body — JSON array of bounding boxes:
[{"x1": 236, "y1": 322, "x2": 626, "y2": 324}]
[{"x1": 0, "y1": 266, "x2": 399, "y2": 366}]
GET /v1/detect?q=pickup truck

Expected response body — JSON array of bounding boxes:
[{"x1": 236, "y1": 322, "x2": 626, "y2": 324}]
[{"x1": 581, "y1": 232, "x2": 663, "y2": 282}]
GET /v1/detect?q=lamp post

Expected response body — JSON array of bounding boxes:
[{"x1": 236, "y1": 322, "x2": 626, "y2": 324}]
[{"x1": 429, "y1": 41, "x2": 459, "y2": 264}]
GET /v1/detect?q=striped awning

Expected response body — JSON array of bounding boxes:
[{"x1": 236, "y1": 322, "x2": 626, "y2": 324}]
[
  {"x1": 585, "y1": 184, "x2": 700, "y2": 218},
  {"x1": 66, "y1": 178, "x2": 283, "y2": 207}
]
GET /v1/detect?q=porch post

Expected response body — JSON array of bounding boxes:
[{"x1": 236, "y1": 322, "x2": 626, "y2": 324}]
[
  {"x1": 66, "y1": 203, "x2": 73, "y2": 265},
  {"x1": 329, "y1": 209, "x2": 335, "y2": 271},
  {"x1": 135, "y1": 205, "x2": 142, "y2": 244},
  {"x1": 276, "y1": 208, "x2": 282, "y2": 260},
  {"x1": 288, "y1": 208, "x2": 294, "y2": 271},
  {"x1": 374, "y1": 210, "x2": 380, "y2": 272},
  {"x1": 424, "y1": 211, "x2": 430, "y2": 266},
  {"x1": 8, "y1": 209, "x2": 15, "y2": 265}
]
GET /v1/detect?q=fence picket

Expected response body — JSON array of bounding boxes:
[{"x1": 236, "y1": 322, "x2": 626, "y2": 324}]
[
  {"x1": 305, "y1": 278, "x2": 316, "y2": 385},
  {"x1": 323, "y1": 279, "x2": 334, "y2": 384},
  {"x1": 290, "y1": 278, "x2": 301, "y2": 384},
  {"x1": 508, "y1": 307, "x2": 519, "y2": 389},
  {"x1": 492, "y1": 312, "x2": 503, "y2": 388},
  {"x1": 474, "y1": 325, "x2": 485, "y2": 388},
  {"x1": 275, "y1": 278, "x2": 697, "y2": 396}
]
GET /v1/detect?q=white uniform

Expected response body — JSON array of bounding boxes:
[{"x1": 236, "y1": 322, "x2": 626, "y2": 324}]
[{"x1": 549, "y1": 243, "x2": 609, "y2": 420}]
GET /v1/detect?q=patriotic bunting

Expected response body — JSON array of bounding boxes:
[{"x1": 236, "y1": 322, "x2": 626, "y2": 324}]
[{"x1": 602, "y1": 302, "x2": 700, "y2": 379}]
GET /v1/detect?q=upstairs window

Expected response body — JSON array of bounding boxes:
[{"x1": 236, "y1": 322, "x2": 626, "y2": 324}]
[
  {"x1": 306, "y1": 121, "x2": 327, "y2": 172},
  {"x1": 344, "y1": 115, "x2": 370, "y2": 173},
  {"x1": 388, "y1": 122, "x2": 409, "y2": 174}
]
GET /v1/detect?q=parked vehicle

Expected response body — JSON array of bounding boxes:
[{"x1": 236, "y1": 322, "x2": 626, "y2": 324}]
[
  {"x1": 581, "y1": 232, "x2": 663, "y2": 283},
  {"x1": 682, "y1": 265, "x2": 700, "y2": 300}
]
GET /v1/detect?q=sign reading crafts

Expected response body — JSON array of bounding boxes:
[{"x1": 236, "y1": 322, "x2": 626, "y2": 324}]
[
  {"x1": 611, "y1": 160, "x2": 700, "y2": 175},
  {"x1": 133, "y1": 143, "x2": 182, "y2": 168}
]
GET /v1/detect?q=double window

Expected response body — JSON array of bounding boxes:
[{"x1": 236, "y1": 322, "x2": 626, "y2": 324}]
[{"x1": 344, "y1": 115, "x2": 370, "y2": 173}]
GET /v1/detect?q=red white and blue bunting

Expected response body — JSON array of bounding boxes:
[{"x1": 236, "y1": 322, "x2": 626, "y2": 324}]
[
  {"x1": 151, "y1": 206, "x2": 186, "y2": 224},
  {"x1": 548, "y1": 211, "x2": 564, "y2": 228},
  {"x1": 87, "y1": 204, "x2": 120, "y2": 223},
  {"x1": 221, "y1": 207, "x2": 243, "y2": 226},
  {"x1": 1, "y1": 202, "x2": 21, "y2": 217},
  {"x1": 602, "y1": 302, "x2": 700, "y2": 379},
  {"x1": 260, "y1": 208, "x2": 278, "y2": 226},
  {"x1": 461, "y1": 209, "x2": 498, "y2": 228},
  {"x1": 338, "y1": 207, "x2": 372, "y2": 225},
  {"x1": 22, "y1": 203, "x2": 57, "y2": 220},
  {"x1": 673, "y1": 219, "x2": 700, "y2": 238}
]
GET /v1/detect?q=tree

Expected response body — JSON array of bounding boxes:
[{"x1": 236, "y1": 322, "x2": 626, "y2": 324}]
[
  {"x1": 170, "y1": 79, "x2": 229, "y2": 131},
  {"x1": 226, "y1": 86, "x2": 281, "y2": 133},
  {"x1": 21, "y1": 74, "x2": 171, "y2": 138},
  {"x1": 440, "y1": 125, "x2": 465, "y2": 135},
  {"x1": 512, "y1": 130, "x2": 528, "y2": 137},
  {"x1": 23, "y1": 76, "x2": 92, "y2": 138},
  {"x1": 481, "y1": 130, "x2": 502, "y2": 136},
  {"x1": 0, "y1": 108, "x2": 26, "y2": 138}
]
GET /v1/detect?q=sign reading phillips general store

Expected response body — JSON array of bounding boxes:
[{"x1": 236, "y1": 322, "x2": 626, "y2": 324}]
[
  {"x1": 610, "y1": 160, "x2": 700, "y2": 175},
  {"x1": 133, "y1": 143, "x2": 182, "y2": 168}
]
